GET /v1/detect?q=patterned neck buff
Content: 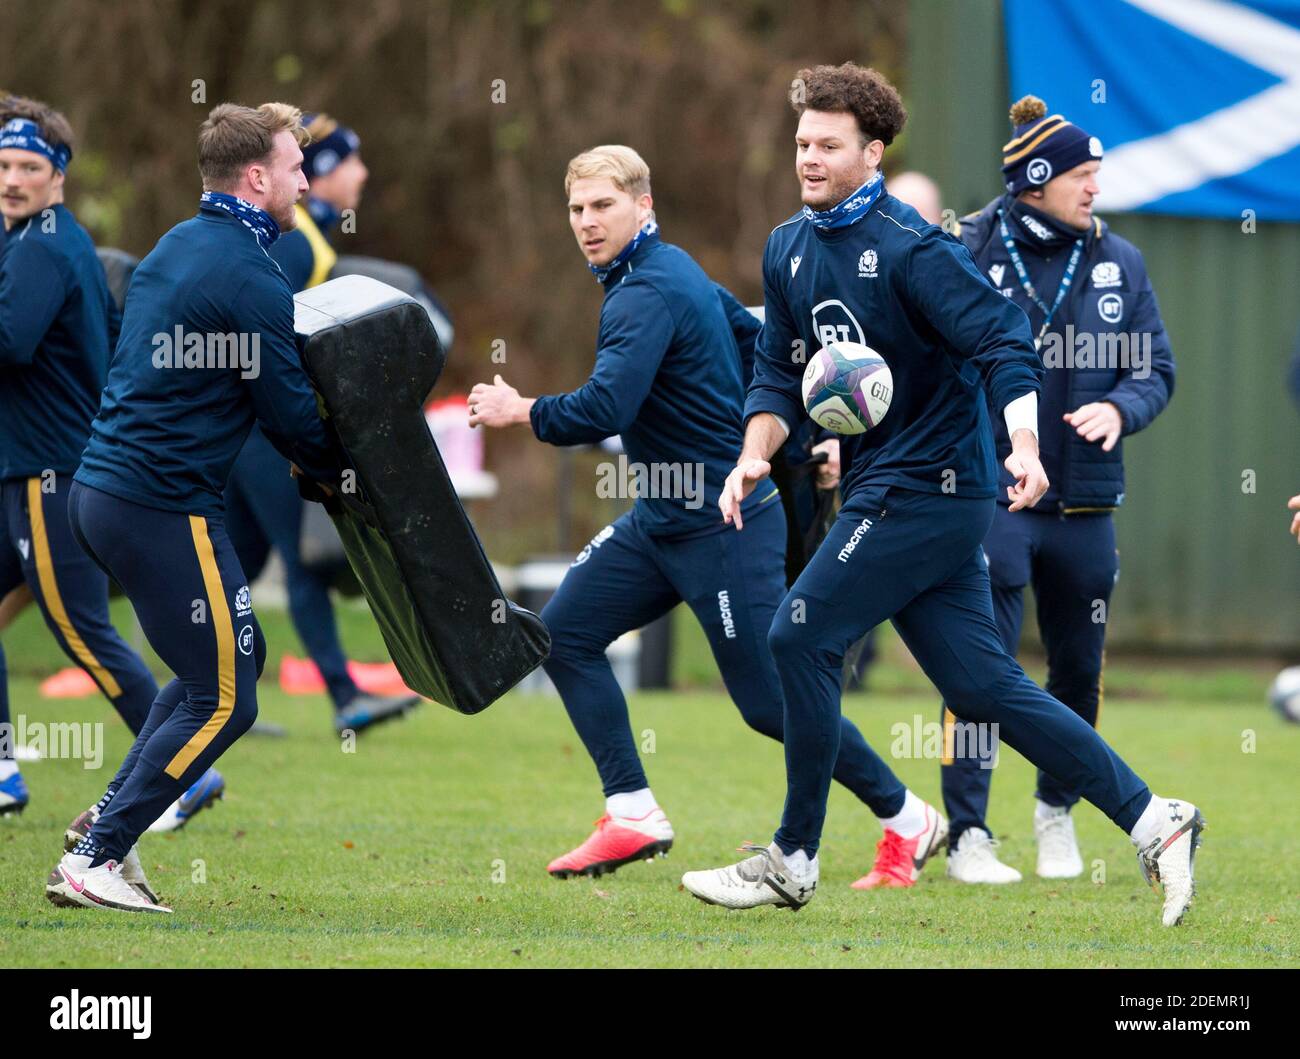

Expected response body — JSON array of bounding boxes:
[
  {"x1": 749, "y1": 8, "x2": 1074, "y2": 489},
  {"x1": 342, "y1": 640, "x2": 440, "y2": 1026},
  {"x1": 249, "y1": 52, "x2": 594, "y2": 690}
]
[
  {"x1": 802, "y1": 170, "x2": 885, "y2": 230},
  {"x1": 590, "y1": 217, "x2": 659, "y2": 284},
  {"x1": 200, "y1": 190, "x2": 281, "y2": 249}
]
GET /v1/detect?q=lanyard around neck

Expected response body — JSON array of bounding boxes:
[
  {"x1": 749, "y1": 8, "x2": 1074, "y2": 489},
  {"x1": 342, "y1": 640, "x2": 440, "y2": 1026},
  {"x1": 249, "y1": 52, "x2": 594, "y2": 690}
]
[{"x1": 997, "y1": 208, "x2": 1083, "y2": 349}]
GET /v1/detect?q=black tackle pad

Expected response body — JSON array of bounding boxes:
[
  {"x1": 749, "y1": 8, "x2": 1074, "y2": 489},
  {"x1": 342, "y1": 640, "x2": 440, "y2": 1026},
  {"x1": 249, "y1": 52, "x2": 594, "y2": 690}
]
[
  {"x1": 331, "y1": 254, "x2": 456, "y2": 355},
  {"x1": 293, "y1": 274, "x2": 550, "y2": 714}
]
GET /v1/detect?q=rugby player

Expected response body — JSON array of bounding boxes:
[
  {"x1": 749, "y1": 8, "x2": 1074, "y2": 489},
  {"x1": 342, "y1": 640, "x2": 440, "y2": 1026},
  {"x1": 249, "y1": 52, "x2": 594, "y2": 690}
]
[
  {"x1": 46, "y1": 103, "x2": 344, "y2": 913},
  {"x1": 682, "y1": 64, "x2": 1203, "y2": 927},
  {"x1": 471, "y1": 145, "x2": 946, "y2": 882}
]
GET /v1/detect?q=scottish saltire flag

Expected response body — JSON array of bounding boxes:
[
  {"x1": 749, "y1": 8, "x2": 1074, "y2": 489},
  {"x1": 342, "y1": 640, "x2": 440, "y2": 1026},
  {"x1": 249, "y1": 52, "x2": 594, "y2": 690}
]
[{"x1": 1004, "y1": 0, "x2": 1300, "y2": 219}]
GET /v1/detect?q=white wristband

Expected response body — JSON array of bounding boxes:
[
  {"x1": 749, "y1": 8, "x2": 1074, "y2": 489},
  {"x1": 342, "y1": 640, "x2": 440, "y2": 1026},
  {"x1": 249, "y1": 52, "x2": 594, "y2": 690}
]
[
  {"x1": 1003, "y1": 391, "x2": 1038, "y2": 440},
  {"x1": 770, "y1": 413, "x2": 791, "y2": 443}
]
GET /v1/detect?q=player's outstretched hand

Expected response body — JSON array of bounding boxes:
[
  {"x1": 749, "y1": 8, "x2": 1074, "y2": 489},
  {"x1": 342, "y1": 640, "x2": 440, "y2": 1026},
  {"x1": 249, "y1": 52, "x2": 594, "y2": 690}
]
[
  {"x1": 1064, "y1": 401, "x2": 1123, "y2": 452},
  {"x1": 811, "y1": 438, "x2": 841, "y2": 490},
  {"x1": 1288, "y1": 494, "x2": 1300, "y2": 543},
  {"x1": 720, "y1": 458, "x2": 770, "y2": 530},
  {"x1": 469, "y1": 375, "x2": 532, "y2": 429},
  {"x1": 1004, "y1": 430, "x2": 1049, "y2": 511}
]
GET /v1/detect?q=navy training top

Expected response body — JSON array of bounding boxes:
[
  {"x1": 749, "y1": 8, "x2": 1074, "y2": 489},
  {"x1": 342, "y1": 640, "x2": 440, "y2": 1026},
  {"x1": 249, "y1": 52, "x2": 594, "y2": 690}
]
[{"x1": 76, "y1": 202, "x2": 342, "y2": 515}]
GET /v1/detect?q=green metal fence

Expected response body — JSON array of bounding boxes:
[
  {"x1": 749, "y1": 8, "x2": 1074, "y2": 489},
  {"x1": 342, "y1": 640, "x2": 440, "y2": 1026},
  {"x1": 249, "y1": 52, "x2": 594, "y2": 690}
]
[{"x1": 905, "y1": 0, "x2": 1300, "y2": 651}]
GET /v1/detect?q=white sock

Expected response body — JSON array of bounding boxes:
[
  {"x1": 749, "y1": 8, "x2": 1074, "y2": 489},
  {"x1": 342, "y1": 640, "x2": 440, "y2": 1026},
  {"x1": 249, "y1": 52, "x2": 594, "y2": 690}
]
[
  {"x1": 1129, "y1": 793, "x2": 1165, "y2": 848},
  {"x1": 0, "y1": 759, "x2": 18, "y2": 781},
  {"x1": 606, "y1": 788, "x2": 657, "y2": 819},
  {"x1": 782, "y1": 847, "x2": 817, "y2": 879},
  {"x1": 1036, "y1": 798, "x2": 1069, "y2": 821},
  {"x1": 879, "y1": 789, "x2": 929, "y2": 838}
]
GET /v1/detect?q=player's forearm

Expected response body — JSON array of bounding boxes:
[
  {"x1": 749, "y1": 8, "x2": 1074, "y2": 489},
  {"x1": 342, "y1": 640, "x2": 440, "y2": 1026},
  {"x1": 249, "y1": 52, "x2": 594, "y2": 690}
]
[
  {"x1": 261, "y1": 419, "x2": 343, "y2": 486},
  {"x1": 249, "y1": 371, "x2": 344, "y2": 485},
  {"x1": 739, "y1": 412, "x2": 790, "y2": 463},
  {"x1": 530, "y1": 392, "x2": 628, "y2": 445}
]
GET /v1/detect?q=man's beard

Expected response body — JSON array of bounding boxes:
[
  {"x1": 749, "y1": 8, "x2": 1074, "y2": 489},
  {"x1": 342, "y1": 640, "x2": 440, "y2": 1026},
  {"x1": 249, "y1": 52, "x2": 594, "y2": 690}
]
[
  {"x1": 806, "y1": 169, "x2": 869, "y2": 210},
  {"x1": 275, "y1": 200, "x2": 298, "y2": 231}
]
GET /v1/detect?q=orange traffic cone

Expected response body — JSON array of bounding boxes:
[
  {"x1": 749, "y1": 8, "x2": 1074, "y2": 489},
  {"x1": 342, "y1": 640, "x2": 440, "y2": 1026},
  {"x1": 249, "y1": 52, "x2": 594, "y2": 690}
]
[{"x1": 39, "y1": 667, "x2": 98, "y2": 699}]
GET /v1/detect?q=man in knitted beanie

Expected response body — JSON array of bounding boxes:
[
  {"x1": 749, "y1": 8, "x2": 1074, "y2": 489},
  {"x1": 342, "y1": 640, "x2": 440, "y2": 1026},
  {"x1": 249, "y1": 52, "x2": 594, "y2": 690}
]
[{"x1": 942, "y1": 96, "x2": 1176, "y2": 886}]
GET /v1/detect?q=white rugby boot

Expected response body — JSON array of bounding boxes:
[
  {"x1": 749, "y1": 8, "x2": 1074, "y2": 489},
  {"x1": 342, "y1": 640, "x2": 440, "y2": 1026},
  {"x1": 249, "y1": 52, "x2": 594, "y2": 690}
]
[
  {"x1": 1035, "y1": 802, "x2": 1084, "y2": 878},
  {"x1": 946, "y1": 827, "x2": 1022, "y2": 884},
  {"x1": 1136, "y1": 797, "x2": 1205, "y2": 927},
  {"x1": 45, "y1": 852, "x2": 173, "y2": 913},
  {"x1": 682, "y1": 842, "x2": 817, "y2": 911}
]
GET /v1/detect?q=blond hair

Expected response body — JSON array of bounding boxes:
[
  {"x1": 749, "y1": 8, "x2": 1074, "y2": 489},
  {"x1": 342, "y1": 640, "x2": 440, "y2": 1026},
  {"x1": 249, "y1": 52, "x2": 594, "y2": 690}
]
[
  {"x1": 198, "y1": 102, "x2": 309, "y2": 191},
  {"x1": 564, "y1": 144, "x2": 651, "y2": 198}
]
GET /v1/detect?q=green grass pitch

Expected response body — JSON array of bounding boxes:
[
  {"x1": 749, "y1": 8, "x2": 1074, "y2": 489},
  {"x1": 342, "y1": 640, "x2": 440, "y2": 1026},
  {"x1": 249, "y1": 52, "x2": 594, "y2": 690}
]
[{"x1": 1, "y1": 601, "x2": 1296, "y2": 967}]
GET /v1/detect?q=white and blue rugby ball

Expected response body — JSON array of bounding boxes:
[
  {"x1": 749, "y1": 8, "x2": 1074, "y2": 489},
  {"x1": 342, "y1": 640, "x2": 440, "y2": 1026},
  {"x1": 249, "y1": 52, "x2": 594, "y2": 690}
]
[{"x1": 800, "y1": 340, "x2": 893, "y2": 435}]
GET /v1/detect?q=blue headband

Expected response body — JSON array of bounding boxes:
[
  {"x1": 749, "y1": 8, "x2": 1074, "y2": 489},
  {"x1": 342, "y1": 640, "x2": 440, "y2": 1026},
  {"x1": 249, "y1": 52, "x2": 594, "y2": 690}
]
[
  {"x1": 301, "y1": 115, "x2": 360, "y2": 180},
  {"x1": 0, "y1": 117, "x2": 71, "y2": 172}
]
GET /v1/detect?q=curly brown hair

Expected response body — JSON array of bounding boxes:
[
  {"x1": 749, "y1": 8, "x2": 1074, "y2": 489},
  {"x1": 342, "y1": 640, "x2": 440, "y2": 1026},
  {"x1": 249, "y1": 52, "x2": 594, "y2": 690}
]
[{"x1": 790, "y1": 62, "x2": 907, "y2": 146}]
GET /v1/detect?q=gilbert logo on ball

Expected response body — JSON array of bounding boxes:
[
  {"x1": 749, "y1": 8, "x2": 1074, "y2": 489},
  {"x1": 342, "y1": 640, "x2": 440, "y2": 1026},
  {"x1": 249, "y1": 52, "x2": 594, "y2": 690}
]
[{"x1": 801, "y1": 341, "x2": 892, "y2": 435}]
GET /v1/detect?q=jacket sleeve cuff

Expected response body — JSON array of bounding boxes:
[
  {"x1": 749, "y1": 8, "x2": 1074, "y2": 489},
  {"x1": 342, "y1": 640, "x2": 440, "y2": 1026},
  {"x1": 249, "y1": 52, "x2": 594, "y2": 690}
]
[
  {"x1": 1104, "y1": 393, "x2": 1134, "y2": 434},
  {"x1": 743, "y1": 388, "x2": 802, "y2": 437},
  {"x1": 528, "y1": 395, "x2": 550, "y2": 441}
]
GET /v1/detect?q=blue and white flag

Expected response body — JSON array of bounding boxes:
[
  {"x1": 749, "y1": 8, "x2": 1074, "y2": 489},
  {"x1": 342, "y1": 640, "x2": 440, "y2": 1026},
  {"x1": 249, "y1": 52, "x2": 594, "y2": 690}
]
[{"x1": 1004, "y1": 0, "x2": 1300, "y2": 219}]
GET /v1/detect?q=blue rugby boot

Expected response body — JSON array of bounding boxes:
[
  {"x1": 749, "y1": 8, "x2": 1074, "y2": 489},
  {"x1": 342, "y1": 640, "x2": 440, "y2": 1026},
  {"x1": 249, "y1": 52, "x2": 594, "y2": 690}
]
[
  {"x1": 333, "y1": 692, "x2": 421, "y2": 736},
  {"x1": 147, "y1": 767, "x2": 225, "y2": 833},
  {"x1": 0, "y1": 768, "x2": 29, "y2": 816}
]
